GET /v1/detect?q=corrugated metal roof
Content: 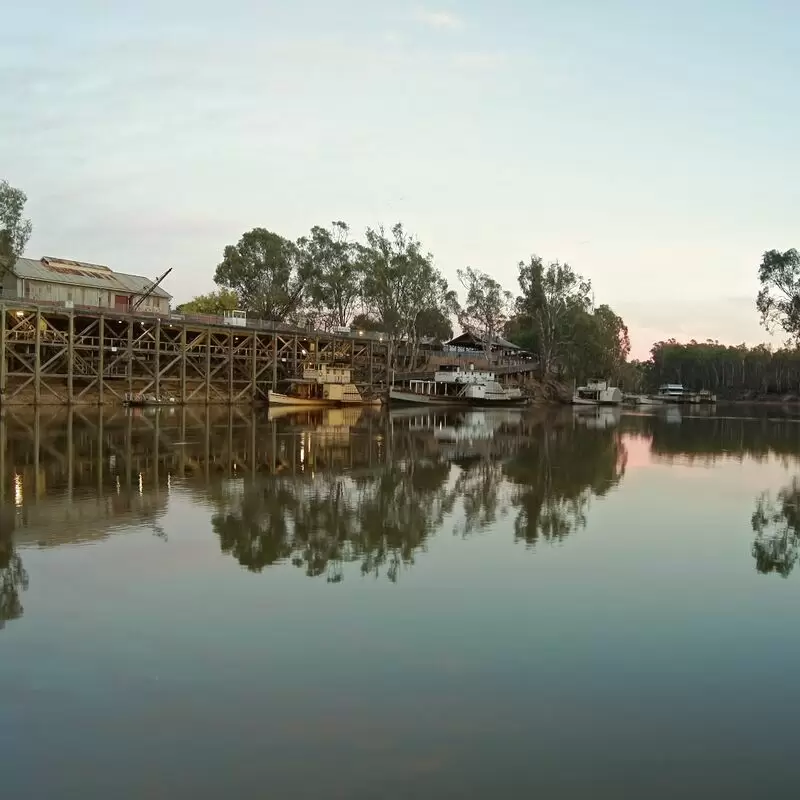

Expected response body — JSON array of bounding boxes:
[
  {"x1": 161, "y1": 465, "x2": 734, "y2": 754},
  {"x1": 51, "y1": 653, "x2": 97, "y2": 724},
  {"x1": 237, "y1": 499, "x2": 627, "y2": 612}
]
[{"x1": 11, "y1": 257, "x2": 172, "y2": 299}]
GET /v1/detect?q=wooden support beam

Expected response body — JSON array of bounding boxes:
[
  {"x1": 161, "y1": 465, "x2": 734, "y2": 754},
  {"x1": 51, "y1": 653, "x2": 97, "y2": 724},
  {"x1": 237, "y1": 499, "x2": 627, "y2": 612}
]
[
  {"x1": 67, "y1": 313, "x2": 74, "y2": 404},
  {"x1": 272, "y1": 332, "x2": 278, "y2": 390},
  {"x1": 180, "y1": 326, "x2": 187, "y2": 403},
  {"x1": 34, "y1": 308, "x2": 42, "y2": 405},
  {"x1": 205, "y1": 330, "x2": 211, "y2": 405},
  {"x1": 98, "y1": 316, "x2": 105, "y2": 406},
  {"x1": 369, "y1": 340, "x2": 374, "y2": 386},
  {"x1": 0, "y1": 413, "x2": 4, "y2": 505},
  {"x1": 154, "y1": 317, "x2": 161, "y2": 398},
  {"x1": 127, "y1": 319, "x2": 134, "y2": 397},
  {"x1": 228, "y1": 332, "x2": 234, "y2": 403},
  {"x1": 0, "y1": 303, "x2": 6, "y2": 403},
  {"x1": 251, "y1": 331, "x2": 258, "y2": 402}
]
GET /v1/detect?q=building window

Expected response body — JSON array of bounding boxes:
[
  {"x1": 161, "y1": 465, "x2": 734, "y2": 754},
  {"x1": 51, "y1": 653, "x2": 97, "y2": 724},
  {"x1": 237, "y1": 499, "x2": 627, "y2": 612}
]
[
  {"x1": 24, "y1": 282, "x2": 31, "y2": 298},
  {"x1": 67, "y1": 290, "x2": 73, "y2": 302}
]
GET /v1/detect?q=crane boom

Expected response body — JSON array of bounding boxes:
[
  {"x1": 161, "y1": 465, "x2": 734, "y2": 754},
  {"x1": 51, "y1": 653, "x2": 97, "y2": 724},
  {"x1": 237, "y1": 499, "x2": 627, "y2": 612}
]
[{"x1": 130, "y1": 268, "x2": 173, "y2": 312}]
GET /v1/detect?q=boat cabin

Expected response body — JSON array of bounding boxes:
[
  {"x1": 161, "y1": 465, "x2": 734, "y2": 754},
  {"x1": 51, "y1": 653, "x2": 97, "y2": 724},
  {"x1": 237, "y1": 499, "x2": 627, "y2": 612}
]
[
  {"x1": 657, "y1": 384, "x2": 686, "y2": 398},
  {"x1": 433, "y1": 365, "x2": 497, "y2": 384},
  {"x1": 302, "y1": 365, "x2": 352, "y2": 385}
]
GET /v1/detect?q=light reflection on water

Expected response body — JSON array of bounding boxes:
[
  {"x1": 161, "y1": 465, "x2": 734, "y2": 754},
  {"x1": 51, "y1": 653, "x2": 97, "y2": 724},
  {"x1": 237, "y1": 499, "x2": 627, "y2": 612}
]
[{"x1": 3, "y1": 404, "x2": 800, "y2": 798}]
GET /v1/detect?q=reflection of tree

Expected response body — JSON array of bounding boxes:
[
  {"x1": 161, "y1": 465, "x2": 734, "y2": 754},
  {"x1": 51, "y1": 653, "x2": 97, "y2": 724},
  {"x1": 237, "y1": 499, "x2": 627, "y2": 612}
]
[
  {"x1": 503, "y1": 422, "x2": 626, "y2": 546},
  {"x1": 211, "y1": 411, "x2": 628, "y2": 581},
  {"x1": 212, "y1": 458, "x2": 455, "y2": 583},
  {"x1": 751, "y1": 479, "x2": 800, "y2": 577},
  {"x1": 0, "y1": 521, "x2": 29, "y2": 630},
  {"x1": 452, "y1": 456, "x2": 507, "y2": 537}
]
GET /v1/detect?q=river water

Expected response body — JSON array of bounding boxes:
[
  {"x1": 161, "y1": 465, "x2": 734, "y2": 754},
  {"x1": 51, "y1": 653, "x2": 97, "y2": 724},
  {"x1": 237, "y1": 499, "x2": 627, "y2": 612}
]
[{"x1": 2, "y1": 404, "x2": 800, "y2": 798}]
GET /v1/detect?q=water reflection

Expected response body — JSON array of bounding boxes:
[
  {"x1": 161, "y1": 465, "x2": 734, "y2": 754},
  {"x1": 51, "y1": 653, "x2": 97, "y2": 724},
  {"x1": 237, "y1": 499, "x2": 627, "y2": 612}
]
[
  {"x1": 5, "y1": 403, "x2": 800, "y2": 634},
  {"x1": 751, "y1": 478, "x2": 800, "y2": 577}
]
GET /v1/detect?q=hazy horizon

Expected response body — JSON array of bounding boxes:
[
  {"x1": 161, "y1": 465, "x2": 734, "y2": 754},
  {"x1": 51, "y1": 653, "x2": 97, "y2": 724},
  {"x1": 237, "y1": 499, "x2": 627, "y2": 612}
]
[{"x1": 3, "y1": 0, "x2": 798, "y2": 358}]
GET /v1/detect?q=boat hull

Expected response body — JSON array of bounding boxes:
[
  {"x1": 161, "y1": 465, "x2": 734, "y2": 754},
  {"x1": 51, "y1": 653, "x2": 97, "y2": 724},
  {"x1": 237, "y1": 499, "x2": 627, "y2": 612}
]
[
  {"x1": 268, "y1": 391, "x2": 336, "y2": 407},
  {"x1": 268, "y1": 390, "x2": 382, "y2": 408},
  {"x1": 389, "y1": 388, "x2": 525, "y2": 407}
]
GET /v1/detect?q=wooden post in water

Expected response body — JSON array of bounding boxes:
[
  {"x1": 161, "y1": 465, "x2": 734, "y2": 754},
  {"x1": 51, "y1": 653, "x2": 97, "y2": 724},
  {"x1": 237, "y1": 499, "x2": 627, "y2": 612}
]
[
  {"x1": 66, "y1": 408, "x2": 73, "y2": 501},
  {"x1": 97, "y1": 411, "x2": 104, "y2": 495},
  {"x1": 0, "y1": 412, "x2": 5, "y2": 506}
]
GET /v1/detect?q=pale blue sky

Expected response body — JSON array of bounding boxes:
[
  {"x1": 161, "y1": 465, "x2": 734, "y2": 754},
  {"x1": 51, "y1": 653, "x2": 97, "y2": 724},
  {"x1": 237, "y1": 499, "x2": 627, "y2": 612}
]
[{"x1": 2, "y1": 0, "x2": 798, "y2": 356}]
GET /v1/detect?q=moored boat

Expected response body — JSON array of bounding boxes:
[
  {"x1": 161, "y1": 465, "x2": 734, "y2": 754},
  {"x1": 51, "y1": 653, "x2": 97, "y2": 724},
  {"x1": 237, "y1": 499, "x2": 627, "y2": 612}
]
[
  {"x1": 389, "y1": 365, "x2": 525, "y2": 407},
  {"x1": 572, "y1": 380, "x2": 623, "y2": 406},
  {"x1": 268, "y1": 365, "x2": 382, "y2": 408}
]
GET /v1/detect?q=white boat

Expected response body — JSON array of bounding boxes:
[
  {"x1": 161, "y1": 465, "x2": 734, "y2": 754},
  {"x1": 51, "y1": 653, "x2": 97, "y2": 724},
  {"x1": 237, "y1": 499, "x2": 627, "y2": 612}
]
[
  {"x1": 390, "y1": 365, "x2": 525, "y2": 407},
  {"x1": 572, "y1": 380, "x2": 623, "y2": 406},
  {"x1": 268, "y1": 365, "x2": 382, "y2": 408},
  {"x1": 651, "y1": 384, "x2": 717, "y2": 405}
]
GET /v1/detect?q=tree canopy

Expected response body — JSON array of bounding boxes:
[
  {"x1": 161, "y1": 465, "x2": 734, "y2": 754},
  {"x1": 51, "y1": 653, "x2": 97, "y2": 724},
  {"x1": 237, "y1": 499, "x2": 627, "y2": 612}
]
[
  {"x1": 214, "y1": 228, "x2": 303, "y2": 321},
  {"x1": 457, "y1": 266, "x2": 513, "y2": 359},
  {"x1": 0, "y1": 179, "x2": 33, "y2": 277},
  {"x1": 176, "y1": 288, "x2": 239, "y2": 315},
  {"x1": 297, "y1": 221, "x2": 362, "y2": 329},
  {"x1": 757, "y1": 248, "x2": 800, "y2": 340}
]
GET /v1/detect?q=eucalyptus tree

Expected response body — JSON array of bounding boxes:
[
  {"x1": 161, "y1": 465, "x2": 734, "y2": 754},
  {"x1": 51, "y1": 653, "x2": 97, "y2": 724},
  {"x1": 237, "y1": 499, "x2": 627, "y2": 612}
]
[
  {"x1": 214, "y1": 228, "x2": 304, "y2": 321},
  {"x1": 297, "y1": 221, "x2": 362, "y2": 329},
  {"x1": 457, "y1": 266, "x2": 513, "y2": 362}
]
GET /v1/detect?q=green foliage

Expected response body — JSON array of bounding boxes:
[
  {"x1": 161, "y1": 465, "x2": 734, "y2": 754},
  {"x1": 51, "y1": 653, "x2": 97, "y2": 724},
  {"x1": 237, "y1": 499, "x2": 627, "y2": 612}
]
[
  {"x1": 359, "y1": 223, "x2": 452, "y2": 368},
  {"x1": 513, "y1": 256, "x2": 593, "y2": 376},
  {"x1": 457, "y1": 266, "x2": 513, "y2": 359},
  {"x1": 414, "y1": 306, "x2": 453, "y2": 343},
  {"x1": 176, "y1": 288, "x2": 239, "y2": 315},
  {"x1": 0, "y1": 179, "x2": 33, "y2": 275},
  {"x1": 214, "y1": 228, "x2": 303, "y2": 320},
  {"x1": 297, "y1": 221, "x2": 362, "y2": 329},
  {"x1": 756, "y1": 248, "x2": 800, "y2": 340},
  {"x1": 646, "y1": 339, "x2": 800, "y2": 396},
  {"x1": 350, "y1": 313, "x2": 385, "y2": 333}
]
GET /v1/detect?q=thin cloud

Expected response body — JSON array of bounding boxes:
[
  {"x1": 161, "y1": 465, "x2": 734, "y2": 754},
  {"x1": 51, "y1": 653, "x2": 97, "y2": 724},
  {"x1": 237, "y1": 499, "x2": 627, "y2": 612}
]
[{"x1": 413, "y1": 8, "x2": 463, "y2": 30}]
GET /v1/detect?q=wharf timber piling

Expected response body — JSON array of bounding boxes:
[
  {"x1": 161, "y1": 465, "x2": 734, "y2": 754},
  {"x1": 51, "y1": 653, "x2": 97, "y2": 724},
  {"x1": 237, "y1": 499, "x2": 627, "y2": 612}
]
[{"x1": 0, "y1": 302, "x2": 391, "y2": 406}]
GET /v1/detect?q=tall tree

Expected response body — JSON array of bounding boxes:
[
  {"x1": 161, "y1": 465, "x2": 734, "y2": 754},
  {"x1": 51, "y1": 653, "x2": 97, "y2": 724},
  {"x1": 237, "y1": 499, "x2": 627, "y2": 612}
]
[
  {"x1": 0, "y1": 179, "x2": 33, "y2": 278},
  {"x1": 177, "y1": 289, "x2": 239, "y2": 315},
  {"x1": 515, "y1": 256, "x2": 592, "y2": 376},
  {"x1": 756, "y1": 248, "x2": 800, "y2": 340},
  {"x1": 297, "y1": 221, "x2": 362, "y2": 329},
  {"x1": 214, "y1": 228, "x2": 303, "y2": 321},
  {"x1": 457, "y1": 266, "x2": 513, "y2": 361},
  {"x1": 360, "y1": 223, "x2": 452, "y2": 372},
  {"x1": 414, "y1": 306, "x2": 453, "y2": 343}
]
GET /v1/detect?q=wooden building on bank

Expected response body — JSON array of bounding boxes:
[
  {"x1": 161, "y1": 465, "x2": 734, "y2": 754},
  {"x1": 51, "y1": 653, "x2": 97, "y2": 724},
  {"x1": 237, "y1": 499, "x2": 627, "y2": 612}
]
[{"x1": 0, "y1": 256, "x2": 171, "y2": 314}]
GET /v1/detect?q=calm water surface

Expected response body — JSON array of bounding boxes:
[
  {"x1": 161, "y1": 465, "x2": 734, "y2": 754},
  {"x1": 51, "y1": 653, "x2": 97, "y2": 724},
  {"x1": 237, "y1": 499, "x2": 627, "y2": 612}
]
[{"x1": 2, "y1": 404, "x2": 800, "y2": 798}]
